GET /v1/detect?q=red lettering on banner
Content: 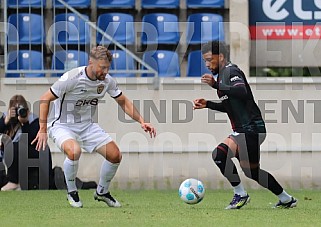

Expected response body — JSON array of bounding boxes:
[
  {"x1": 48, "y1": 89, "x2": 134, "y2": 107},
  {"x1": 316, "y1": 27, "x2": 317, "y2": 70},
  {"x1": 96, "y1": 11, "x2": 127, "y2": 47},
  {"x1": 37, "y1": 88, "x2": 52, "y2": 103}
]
[{"x1": 250, "y1": 25, "x2": 321, "y2": 40}]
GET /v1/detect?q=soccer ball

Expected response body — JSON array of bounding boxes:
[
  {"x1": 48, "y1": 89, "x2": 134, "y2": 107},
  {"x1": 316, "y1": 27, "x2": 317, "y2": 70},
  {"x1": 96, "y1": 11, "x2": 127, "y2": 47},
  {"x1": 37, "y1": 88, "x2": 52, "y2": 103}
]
[{"x1": 179, "y1": 178, "x2": 205, "y2": 204}]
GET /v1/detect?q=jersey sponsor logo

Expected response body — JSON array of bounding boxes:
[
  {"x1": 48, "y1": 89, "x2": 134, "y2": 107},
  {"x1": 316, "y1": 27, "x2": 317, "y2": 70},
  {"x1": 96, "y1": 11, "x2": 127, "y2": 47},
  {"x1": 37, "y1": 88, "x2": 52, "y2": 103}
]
[
  {"x1": 75, "y1": 98, "x2": 99, "y2": 106},
  {"x1": 80, "y1": 89, "x2": 88, "y2": 93},
  {"x1": 230, "y1": 76, "x2": 241, "y2": 82},
  {"x1": 220, "y1": 95, "x2": 229, "y2": 101},
  {"x1": 97, "y1": 84, "x2": 105, "y2": 94}
]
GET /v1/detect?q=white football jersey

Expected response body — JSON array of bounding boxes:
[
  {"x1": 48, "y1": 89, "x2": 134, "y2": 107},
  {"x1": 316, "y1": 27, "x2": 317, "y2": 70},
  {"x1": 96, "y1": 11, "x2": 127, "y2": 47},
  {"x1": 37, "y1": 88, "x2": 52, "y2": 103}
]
[{"x1": 48, "y1": 66, "x2": 122, "y2": 131}]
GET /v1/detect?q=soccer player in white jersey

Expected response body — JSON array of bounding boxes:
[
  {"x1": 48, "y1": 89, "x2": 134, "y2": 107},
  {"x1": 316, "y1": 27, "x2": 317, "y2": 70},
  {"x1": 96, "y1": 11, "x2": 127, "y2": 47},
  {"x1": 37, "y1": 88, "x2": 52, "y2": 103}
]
[{"x1": 32, "y1": 46, "x2": 156, "y2": 208}]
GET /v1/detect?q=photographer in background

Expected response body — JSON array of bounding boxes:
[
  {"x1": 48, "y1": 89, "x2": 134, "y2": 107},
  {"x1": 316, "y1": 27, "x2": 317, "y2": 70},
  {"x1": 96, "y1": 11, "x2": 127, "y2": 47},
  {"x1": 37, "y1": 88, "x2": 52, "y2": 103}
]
[{"x1": 0, "y1": 95, "x2": 54, "y2": 190}]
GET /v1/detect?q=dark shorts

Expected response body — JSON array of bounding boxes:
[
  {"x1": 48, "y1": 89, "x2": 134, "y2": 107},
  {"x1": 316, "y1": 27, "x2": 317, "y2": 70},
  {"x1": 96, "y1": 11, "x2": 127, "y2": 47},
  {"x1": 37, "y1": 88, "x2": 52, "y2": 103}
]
[{"x1": 229, "y1": 131, "x2": 266, "y2": 164}]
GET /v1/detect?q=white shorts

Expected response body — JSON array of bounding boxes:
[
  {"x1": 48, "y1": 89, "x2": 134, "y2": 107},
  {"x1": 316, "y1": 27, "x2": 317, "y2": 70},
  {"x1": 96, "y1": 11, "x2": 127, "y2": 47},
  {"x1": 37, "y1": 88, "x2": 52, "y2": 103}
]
[{"x1": 48, "y1": 123, "x2": 113, "y2": 153}]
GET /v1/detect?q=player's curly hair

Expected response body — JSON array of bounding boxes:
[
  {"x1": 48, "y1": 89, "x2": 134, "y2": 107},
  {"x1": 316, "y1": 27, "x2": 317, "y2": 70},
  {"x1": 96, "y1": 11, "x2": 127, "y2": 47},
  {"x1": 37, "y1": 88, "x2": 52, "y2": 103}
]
[
  {"x1": 90, "y1": 46, "x2": 113, "y2": 62},
  {"x1": 201, "y1": 41, "x2": 229, "y2": 60}
]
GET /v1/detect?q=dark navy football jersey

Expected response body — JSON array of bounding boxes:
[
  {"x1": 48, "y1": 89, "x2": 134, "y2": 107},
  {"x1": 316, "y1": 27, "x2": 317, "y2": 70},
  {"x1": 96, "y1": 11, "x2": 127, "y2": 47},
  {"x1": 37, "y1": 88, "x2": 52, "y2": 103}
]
[{"x1": 206, "y1": 63, "x2": 265, "y2": 133}]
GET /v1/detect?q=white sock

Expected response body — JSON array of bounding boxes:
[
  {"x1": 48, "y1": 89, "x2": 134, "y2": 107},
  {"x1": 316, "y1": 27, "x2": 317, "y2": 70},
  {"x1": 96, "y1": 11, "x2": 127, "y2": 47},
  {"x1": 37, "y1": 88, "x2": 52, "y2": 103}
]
[
  {"x1": 233, "y1": 183, "x2": 247, "y2": 197},
  {"x1": 63, "y1": 158, "x2": 79, "y2": 193},
  {"x1": 278, "y1": 190, "x2": 292, "y2": 203},
  {"x1": 97, "y1": 160, "x2": 119, "y2": 195}
]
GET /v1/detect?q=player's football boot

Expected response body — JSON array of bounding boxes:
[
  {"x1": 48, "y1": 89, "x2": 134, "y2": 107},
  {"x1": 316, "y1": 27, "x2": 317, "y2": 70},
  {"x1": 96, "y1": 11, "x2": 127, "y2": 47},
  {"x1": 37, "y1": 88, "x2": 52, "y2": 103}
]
[
  {"x1": 67, "y1": 191, "x2": 83, "y2": 208},
  {"x1": 274, "y1": 197, "x2": 297, "y2": 208},
  {"x1": 94, "y1": 191, "x2": 121, "y2": 207},
  {"x1": 225, "y1": 194, "x2": 250, "y2": 209},
  {"x1": 1, "y1": 182, "x2": 21, "y2": 191}
]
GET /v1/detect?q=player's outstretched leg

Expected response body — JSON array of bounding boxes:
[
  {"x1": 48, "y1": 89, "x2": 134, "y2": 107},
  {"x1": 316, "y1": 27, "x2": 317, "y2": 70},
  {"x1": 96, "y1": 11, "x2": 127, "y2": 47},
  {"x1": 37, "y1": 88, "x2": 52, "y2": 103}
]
[
  {"x1": 225, "y1": 193, "x2": 250, "y2": 209},
  {"x1": 242, "y1": 167, "x2": 298, "y2": 209},
  {"x1": 94, "y1": 191, "x2": 121, "y2": 207},
  {"x1": 67, "y1": 191, "x2": 83, "y2": 208}
]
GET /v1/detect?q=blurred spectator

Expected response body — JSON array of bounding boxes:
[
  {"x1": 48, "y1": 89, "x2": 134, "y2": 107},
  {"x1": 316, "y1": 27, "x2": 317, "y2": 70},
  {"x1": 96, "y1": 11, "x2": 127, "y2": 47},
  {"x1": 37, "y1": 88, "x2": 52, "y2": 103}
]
[
  {"x1": 0, "y1": 94, "x2": 97, "y2": 190},
  {"x1": 0, "y1": 94, "x2": 54, "y2": 190}
]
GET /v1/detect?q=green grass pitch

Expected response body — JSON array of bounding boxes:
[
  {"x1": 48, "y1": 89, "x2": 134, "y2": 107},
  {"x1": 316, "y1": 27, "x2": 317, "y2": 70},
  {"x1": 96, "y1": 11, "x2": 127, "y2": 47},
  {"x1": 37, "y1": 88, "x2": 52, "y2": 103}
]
[{"x1": 0, "y1": 189, "x2": 320, "y2": 226}]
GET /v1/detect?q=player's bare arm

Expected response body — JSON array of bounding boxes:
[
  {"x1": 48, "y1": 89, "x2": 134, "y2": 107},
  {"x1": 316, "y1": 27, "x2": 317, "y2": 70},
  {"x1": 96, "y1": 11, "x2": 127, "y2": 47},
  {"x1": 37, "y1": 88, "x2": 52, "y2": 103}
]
[
  {"x1": 31, "y1": 90, "x2": 57, "y2": 151},
  {"x1": 115, "y1": 94, "x2": 156, "y2": 138}
]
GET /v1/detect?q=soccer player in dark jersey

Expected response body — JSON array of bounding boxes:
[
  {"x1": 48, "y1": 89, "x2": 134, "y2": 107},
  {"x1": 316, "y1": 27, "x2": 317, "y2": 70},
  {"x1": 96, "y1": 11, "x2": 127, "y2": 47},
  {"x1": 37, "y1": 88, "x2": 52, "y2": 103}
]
[{"x1": 193, "y1": 41, "x2": 297, "y2": 209}]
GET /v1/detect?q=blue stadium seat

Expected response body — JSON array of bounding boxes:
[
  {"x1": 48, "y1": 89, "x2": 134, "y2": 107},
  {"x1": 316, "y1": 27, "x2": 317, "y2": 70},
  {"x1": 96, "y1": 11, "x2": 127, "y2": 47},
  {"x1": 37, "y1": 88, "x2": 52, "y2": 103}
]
[
  {"x1": 186, "y1": 0, "x2": 224, "y2": 8},
  {"x1": 96, "y1": 0, "x2": 135, "y2": 8},
  {"x1": 141, "y1": 13, "x2": 179, "y2": 45},
  {"x1": 110, "y1": 50, "x2": 136, "y2": 77},
  {"x1": 7, "y1": 0, "x2": 46, "y2": 8},
  {"x1": 51, "y1": 50, "x2": 89, "y2": 77},
  {"x1": 53, "y1": 13, "x2": 90, "y2": 45},
  {"x1": 6, "y1": 50, "x2": 45, "y2": 77},
  {"x1": 54, "y1": 0, "x2": 90, "y2": 8},
  {"x1": 186, "y1": 13, "x2": 224, "y2": 44},
  {"x1": 187, "y1": 50, "x2": 211, "y2": 77},
  {"x1": 141, "y1": 0, "x2": 179, "y2": 9},
  {"x1": 141, "y1": 50, "x2": 180, "y2": 77},
  {"x1": 97, "y1": 13, "x2": 134, "y2": 45},
  {"x1": 7, "y1": 13, "x2": 45, "y2": 45}
]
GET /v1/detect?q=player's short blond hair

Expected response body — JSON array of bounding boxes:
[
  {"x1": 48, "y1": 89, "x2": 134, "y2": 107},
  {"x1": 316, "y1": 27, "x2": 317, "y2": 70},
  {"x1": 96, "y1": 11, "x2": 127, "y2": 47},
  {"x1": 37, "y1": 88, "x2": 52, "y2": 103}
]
[{"x1": 90, "y1": 46, "x2": 113, "y2": 62}]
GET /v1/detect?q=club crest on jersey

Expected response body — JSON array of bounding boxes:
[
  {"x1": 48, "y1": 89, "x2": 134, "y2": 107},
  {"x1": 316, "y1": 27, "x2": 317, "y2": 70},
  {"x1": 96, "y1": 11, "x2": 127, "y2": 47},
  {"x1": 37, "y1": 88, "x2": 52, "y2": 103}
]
[{"x1": 97, "y1": 84, "x2": 105, "y2": 94}]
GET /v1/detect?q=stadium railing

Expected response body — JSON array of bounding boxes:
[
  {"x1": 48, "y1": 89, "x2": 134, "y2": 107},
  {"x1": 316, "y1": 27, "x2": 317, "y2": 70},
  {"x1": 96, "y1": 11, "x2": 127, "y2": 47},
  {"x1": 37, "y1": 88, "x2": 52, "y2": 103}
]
[
  {"x1": 141, "y1": 50, "x2": 180, "y2": 77},
  {"x1": 4, "y1": 0, "x2": 159, "y2": 88},
  {"x1": 6, "y1": 50, "x2": 46, "y2": 77},
  {"x1": 110, "y1": 50, "x2": 136, "y2": 77}
]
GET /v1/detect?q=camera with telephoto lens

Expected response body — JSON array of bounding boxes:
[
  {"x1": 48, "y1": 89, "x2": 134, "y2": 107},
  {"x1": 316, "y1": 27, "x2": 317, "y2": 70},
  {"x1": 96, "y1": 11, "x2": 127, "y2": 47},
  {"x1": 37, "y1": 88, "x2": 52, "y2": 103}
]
[{"x1": 16, "y1": 105, "x2": 28, "y2": 118}]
